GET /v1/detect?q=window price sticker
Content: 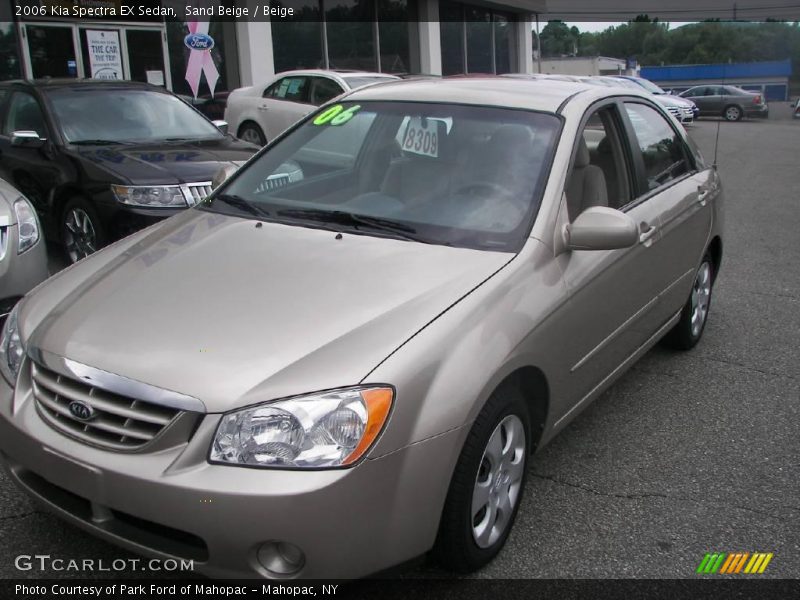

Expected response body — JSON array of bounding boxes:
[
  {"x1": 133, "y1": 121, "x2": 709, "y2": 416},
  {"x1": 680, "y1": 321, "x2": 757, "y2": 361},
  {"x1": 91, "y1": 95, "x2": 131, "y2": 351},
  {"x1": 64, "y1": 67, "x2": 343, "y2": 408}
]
[{"x1": 400, "y1": 117, "x2": 439, "y2": 158}]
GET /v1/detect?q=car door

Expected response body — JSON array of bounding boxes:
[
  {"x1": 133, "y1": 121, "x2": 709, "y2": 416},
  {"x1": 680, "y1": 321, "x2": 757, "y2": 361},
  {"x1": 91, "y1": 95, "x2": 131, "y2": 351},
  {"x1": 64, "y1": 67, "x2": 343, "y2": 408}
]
[
  {"x1": 259, "y1": 76, "x2": 313, "y2": 141},
  {"x1": 0, "y1": 90, "x2": 62, "y2": 221},
  {"x1": 620, "y1": 100, "x2": 714, "y2": 328},
  {"x1": 555, "y1": 102, "x2": 673, "y2": 414}
]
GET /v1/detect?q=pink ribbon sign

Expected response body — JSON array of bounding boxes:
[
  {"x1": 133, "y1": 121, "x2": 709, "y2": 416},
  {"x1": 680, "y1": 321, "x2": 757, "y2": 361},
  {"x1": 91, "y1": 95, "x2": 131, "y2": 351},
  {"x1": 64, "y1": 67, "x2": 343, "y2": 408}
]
[{"x1": 184, "y1": 21, "x2": 219, "y2": 99}]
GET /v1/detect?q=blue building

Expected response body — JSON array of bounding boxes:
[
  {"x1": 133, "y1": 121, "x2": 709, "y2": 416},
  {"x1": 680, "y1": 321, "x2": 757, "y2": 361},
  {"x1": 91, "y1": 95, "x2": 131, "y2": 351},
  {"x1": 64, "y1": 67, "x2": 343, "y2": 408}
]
[{"x1": 641, "y1": 59, "x2": 792, "y2": 101}]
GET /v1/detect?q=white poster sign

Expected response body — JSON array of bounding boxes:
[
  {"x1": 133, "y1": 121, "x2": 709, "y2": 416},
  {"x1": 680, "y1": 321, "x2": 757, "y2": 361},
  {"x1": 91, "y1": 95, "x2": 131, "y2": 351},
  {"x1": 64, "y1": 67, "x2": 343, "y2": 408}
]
[{"x1": 86, "y1": 30, "x2": 123, "y2": 80}]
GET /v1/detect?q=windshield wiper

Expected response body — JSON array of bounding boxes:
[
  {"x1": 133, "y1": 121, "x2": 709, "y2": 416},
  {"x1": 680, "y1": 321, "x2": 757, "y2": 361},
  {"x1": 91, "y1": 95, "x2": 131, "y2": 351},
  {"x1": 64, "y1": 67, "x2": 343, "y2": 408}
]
[
  {"x1": 212, "y1": 194, "x2": 271, "y2": 219},
  {"x1": 276, "y1": 208, "x2": 434, "y2": 242}
]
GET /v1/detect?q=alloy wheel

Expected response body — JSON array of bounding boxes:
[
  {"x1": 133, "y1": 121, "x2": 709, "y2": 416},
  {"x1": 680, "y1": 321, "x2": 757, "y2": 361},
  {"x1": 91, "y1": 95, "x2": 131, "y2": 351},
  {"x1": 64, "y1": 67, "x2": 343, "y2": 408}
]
[
  {"x1": 240, "y1": 126, "x2": 265, "y2": 146},
  {"x1": 471, "y1": 414, "x2": 526, "y2": 549},
  {"x1": 64, "y1": 207, "x2": 97, "y2": 263},
  {"x1": 690, "y1": 261, "x2": 712, "y2": 338},
  {"x1": 725, "y1": 106, "x2": 741, "y2": 121}
]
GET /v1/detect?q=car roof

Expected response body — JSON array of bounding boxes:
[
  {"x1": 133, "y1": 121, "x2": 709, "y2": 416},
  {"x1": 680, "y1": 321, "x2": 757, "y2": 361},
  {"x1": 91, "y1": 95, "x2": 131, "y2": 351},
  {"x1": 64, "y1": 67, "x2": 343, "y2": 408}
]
[
  {"x1": 0, "y1": 78, "x2": 164, "y2": 91},
  {"x1": 344, "y1": 77, "x2": 630, "y2": 114}
]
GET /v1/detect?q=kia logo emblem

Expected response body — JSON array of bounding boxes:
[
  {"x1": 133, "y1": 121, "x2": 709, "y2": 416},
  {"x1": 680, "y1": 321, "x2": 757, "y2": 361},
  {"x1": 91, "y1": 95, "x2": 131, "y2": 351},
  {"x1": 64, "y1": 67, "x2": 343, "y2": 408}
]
[{"x1": 68, "y1": 401, "x2": 96, "y2": 422}]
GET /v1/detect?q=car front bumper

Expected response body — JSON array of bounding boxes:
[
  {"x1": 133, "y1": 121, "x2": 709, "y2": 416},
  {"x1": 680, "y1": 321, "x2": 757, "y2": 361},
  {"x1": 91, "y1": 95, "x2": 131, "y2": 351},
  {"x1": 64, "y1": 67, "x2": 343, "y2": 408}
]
[
  {"x1": 0, "y1": 364, "x2": 461, "y2": 579},
  {"x1": 0, "y1": 232, "x2": 48, "y2": 320}
]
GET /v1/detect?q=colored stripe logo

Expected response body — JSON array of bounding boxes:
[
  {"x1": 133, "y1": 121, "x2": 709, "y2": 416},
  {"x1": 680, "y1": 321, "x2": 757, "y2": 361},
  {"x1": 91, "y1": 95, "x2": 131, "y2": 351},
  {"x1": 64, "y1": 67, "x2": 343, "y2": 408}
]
[{"x1": 696, "y1": 552, "x2": 773, "y2": 574}]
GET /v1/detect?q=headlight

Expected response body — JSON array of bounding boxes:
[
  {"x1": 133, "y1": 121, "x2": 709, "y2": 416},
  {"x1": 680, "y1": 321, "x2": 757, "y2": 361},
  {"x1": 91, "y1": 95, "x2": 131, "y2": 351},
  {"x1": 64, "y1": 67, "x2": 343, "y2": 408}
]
[
  {"x1": 13, "y1": 197, "x2": 40, "y2": 254},
  {"x1": 111, "y1": 185, "x2": 187, "y2": 207},
  {"x1": 0, "y1": 304, "x2": 24, "y2": 385},
  {"x1": 210, "y1": 387, "x2": 393, "y2": 468}
]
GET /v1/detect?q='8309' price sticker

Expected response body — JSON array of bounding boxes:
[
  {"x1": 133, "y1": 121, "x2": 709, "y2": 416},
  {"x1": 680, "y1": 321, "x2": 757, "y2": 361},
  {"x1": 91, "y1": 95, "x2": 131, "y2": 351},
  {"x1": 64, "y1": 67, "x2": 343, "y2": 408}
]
[{"x1": 401, "y1": 117, "x2": 438, "y2": 158}]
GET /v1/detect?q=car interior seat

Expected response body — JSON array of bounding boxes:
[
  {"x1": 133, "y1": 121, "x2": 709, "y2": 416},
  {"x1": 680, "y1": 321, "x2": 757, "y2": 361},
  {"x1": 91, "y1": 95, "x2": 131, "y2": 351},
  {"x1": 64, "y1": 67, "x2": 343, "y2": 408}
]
[{"x1": 566, "y1": 137, "x2": 609, "y2": 221}]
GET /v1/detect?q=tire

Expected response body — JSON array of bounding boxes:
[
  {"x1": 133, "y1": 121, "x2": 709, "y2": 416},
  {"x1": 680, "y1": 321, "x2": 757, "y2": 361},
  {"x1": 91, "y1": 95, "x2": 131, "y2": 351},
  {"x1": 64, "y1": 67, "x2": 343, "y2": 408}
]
[
  {"x1": 61, "y1": 197, "x2": 106, "y2": 264},
  {"x1": 433, "y1": 385, "x2": 530, "y2": 572},
  {"x1": 662, "y1": 253, "x2": 714, "y2": 350},
  {"x1": 723, "y1": 105, "x2": 742, "y2": 122},
  {"x1": 238, "y1": 122, "x2": 266, "y2": 146}
]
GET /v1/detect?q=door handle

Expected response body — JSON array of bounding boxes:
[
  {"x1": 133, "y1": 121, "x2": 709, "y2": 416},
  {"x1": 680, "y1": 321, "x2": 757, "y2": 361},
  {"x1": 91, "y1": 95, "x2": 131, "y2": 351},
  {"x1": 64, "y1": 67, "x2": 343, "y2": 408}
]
[
  {"x1": 257, "y1": 105, "x2": 269, "y2": 111},
  {"x1": 697, "y1": 188, "x2": 711, "y2": 206},
  {"x1": 639, "y1": 224, "x2": 657, "y2": 245}
]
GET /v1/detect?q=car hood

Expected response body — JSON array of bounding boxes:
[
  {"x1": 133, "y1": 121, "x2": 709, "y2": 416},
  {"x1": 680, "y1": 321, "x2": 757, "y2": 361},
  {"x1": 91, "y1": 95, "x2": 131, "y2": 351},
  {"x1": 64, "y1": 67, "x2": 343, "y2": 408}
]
[
  {"x1": 71, "y1": 138, "x2": 257, "y2": 185},
  {"x1": 23, "y1": 210, "x2": 511, "y2": 413},
  {"x1": 657, "y1": 95, "x2": 693, "y2": 108}
]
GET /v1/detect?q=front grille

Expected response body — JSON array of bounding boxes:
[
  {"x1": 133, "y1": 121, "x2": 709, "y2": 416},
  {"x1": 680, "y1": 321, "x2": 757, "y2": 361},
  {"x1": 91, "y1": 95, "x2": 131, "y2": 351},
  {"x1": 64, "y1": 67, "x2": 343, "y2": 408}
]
[
  {"x1": 182, "y1": 182, "x2": 213, "y2": 206},
  {"x1": 255, "y1": 174, "x2": 291, "y2": 193},
  {"x1": 31, "y1": 362, "x2": 181, "y2": 450}
]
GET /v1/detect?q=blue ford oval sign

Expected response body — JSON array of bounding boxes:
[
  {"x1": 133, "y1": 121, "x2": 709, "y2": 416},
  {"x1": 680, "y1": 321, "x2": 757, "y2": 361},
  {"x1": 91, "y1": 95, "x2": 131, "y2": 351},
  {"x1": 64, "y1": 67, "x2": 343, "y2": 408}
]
[{"x1": 184, "y1": 33, "x2": 215, "y2": 52}]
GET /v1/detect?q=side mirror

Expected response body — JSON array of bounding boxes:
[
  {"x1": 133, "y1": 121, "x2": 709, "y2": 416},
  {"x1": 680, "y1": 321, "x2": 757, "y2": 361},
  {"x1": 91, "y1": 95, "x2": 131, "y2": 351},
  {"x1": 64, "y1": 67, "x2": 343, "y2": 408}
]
[
  {"x1": 211, "y1": 164, "x2": 239, "y2": 190},
  {"x1": 564, "y1": 206, "x2": 638, "y2": 251},
  {"x1": 11, "y1": 131, "x2": 45, "y2": 149},
  {"x1": 212, "y1": 120, "x2": 229, "y2": 135}
]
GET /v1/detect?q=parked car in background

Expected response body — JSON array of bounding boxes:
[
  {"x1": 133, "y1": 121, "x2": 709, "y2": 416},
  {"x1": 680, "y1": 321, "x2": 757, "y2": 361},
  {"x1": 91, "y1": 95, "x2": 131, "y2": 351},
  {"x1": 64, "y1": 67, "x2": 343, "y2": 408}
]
[
  {"x1": 178, "y1": 91, "x2": 231, "y2": 122},
  {"x1": 606, "y1": 76, "x2": 699, "y2": 123},
  {"x1": 0, "y1": 178, "x2": 47, "y2": 324},
  {"x1": 0, "y1": 78, "x2": 723, "y2": 579},
  {"x1": 680, "y1": 85, "x2": 769, "y2": 121},
  {"x1": 792, "y1": 97, "x2": 800, "y2": 119},
  {"x1": 224, "y1": 70, "x2": 400, "y2": 146},
  {"x1": 0, "y1": 80, "x2": 258, "y2": 264}
]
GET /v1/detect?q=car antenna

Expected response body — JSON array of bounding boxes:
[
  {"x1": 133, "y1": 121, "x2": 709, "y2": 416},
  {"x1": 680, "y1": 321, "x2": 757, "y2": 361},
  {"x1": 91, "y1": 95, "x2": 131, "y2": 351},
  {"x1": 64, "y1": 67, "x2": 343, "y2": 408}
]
[{"x1": 712, "y1": 57, "x2": 728, "y2": 171}]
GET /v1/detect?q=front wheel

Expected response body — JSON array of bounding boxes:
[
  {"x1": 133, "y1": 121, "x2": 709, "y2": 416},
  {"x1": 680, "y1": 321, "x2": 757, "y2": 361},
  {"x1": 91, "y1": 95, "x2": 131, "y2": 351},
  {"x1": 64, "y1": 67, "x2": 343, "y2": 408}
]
[
  {"x1": 723, "y1": 105, "x2": 742, "y2": 122},
  {"x1": 662, "y1": 254, "x2": 714, "y2": 350},
  {"x1": 238, "y1": 122, "x2": 266, "y2": 146},
  {"x1": 433, "y1": 387, "x2": 530, "y2": 572},
  {"x1": 62, "y1": 198, "x2": 105, "y2": 264}
]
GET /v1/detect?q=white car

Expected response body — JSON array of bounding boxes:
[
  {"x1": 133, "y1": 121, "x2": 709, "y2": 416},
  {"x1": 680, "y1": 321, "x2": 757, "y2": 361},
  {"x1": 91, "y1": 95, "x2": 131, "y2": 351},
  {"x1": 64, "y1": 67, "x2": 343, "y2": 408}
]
[
  {"x1": 0, "y1": 178, "x2": 48, "y2": 323},
  {"x1": 224, "y1": 70, "x2": 400, "y2": 146}
]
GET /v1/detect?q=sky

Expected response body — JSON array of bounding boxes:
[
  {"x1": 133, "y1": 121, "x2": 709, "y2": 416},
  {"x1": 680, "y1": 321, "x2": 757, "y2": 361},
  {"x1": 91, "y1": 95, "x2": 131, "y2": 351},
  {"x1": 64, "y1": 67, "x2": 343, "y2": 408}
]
[{"x1": 564, "y1": 21, "x2": 695, "y2": 33}]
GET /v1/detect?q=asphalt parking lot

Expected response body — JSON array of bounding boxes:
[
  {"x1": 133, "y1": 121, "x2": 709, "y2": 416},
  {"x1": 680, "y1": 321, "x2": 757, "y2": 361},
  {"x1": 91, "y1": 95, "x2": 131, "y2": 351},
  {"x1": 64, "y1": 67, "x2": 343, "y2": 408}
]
[{"x1": 1, "y1": 107, "x2": 798, "y2": 580}]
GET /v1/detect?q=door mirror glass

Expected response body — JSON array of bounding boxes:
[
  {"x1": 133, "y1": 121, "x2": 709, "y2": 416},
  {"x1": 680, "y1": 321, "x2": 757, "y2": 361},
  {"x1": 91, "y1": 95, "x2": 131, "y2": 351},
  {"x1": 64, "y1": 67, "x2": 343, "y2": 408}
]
[
  {"x1": 11, "y1": 131, "x2": 45, "y2": 148},
  {"x1": 565, "y1": 206, "x2": 638, "y2": 251},
  {"x1": 212, "y1": 120, "x2": 229, "y2": 135}
]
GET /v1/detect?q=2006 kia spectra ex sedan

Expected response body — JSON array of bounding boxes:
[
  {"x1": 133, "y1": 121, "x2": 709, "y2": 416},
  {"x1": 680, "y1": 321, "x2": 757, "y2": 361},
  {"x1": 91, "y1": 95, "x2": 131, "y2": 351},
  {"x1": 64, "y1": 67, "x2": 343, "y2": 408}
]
[{"x1": 0, "y1": 79, "x2": 724, "y2": 579}]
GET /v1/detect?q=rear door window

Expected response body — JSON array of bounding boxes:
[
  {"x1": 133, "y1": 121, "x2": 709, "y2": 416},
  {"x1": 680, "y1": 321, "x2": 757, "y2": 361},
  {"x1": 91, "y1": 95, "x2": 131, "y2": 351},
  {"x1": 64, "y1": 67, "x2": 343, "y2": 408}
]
[
  {"x1": 624, "y1": 102, "x2": 691, "y2": 193},
  {"x1": 265, "y1": 77, "x2": 310, "y2": 104}
]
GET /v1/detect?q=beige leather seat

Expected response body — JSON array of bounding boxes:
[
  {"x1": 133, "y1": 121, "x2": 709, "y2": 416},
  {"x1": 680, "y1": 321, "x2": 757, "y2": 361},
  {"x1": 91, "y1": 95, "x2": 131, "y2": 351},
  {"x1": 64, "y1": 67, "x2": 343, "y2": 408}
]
[{"x1": 566, "y1": 138, "x2": 608, "y2": 220}]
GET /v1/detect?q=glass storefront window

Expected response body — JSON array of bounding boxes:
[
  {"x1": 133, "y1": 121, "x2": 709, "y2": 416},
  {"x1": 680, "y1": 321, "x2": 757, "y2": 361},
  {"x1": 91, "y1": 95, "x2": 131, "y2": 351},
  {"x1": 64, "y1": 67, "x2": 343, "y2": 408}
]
[
  {"x1": 27, "y1": 25, "x2": 77, "y2": 79},
  {"x1": 466, "y1": 7, "x2": 492, "y2": 74},
  {"x1": 439, "y1": 1, "x2": 517, "y2": 75},
  {"x1": 271, "y1": 0, "x2": 417, "y2": 75},
  {"x1": 0, "y1": 2, "x2": 23, "y2": 81},
  {"x1": 271, "y1": 1, "x2": 325, "y2": 72}
]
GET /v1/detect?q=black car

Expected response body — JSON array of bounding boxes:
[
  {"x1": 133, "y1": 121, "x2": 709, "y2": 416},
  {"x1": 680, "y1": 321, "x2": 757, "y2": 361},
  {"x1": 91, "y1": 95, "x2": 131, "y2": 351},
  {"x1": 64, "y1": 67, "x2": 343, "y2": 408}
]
[{"x1": 0, "y1": 80, "x2": 258, "y2": 263}]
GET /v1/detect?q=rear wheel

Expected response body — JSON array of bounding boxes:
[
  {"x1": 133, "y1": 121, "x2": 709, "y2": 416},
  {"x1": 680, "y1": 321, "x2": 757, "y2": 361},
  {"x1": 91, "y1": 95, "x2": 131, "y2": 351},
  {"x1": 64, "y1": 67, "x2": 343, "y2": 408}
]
[
  {"x1": 723, "y1": 105, "x2": 742, "y2": 122},
  {"x1": 61, "y1": 197, "x2": 105, "y2": 264},
  {"x1": 433, "y1": 386, "x2": 530, "y2": 572},
  {"x1": 662, "y1": 254, "x2": 714, "y2": 350},
  {"x1": 238, "y1": 122, "x2": 266, "y2": 146}
]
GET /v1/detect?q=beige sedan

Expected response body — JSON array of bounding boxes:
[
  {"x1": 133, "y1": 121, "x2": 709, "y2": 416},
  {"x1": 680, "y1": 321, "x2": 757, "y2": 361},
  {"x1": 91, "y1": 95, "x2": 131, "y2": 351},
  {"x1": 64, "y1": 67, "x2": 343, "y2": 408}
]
[{"x1": 0, "y1": 78, "x2": 723, "y2": 578}]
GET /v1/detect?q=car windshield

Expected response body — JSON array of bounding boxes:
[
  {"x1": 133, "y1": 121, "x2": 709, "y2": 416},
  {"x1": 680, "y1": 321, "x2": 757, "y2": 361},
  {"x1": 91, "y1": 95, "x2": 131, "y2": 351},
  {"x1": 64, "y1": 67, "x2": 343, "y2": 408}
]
[
  {"x1": 206, "y1": 101, "x2": 560, "y2": 252},
  {"x1": 343, "y1": 76, "x2": 398, "y2": 89},
  {"x1": 46, "y1": 88, "x2": 223, "y2": 144},
  {"x1": 633, "y1": 78, "x2": 666, "y2": 95}
]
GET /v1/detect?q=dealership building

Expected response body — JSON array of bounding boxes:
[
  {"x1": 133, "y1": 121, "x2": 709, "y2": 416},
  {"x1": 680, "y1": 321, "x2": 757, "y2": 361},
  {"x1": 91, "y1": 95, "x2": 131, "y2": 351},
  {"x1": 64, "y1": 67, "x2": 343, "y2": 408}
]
[{"x1": 1, "y1": 0, "x2": 548, "y2": 100}]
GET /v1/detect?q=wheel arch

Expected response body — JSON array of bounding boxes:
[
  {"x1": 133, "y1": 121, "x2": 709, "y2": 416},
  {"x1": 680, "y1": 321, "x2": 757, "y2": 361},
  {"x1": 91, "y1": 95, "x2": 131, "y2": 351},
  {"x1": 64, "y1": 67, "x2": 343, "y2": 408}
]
[
  {"x1": 237, "y1": 119, "x2": 265, "y2": 141},
  {"x1": 707, "y1": 235, "x2": 722, "y2": 282},
  {"x1": 488, "y1": 365, "x2": 550, "y2": 455}
]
